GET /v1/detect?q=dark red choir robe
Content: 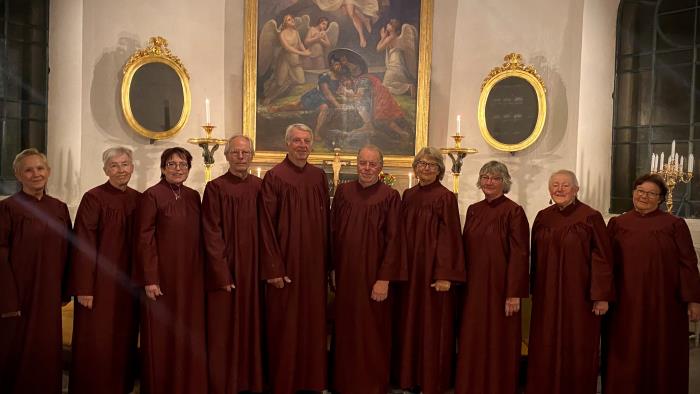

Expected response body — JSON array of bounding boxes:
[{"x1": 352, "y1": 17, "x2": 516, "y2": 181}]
[
  {"x1": 259, "y1": 156, "x2": 330, "y2": 394},
  {"x1": 202, "y1": 172, "x2": 264, "y2": 394},
  {"x1": 68, "y1": 182, "x2": 140, "y2": 394},
  {"x1": 0, "y1": 191, "x2": 71, "y2": 394},
  {"x1": 330, "y1": 181, "x2": 405, "y2": 394},
  {"x1": 132, "y1": 179, "x2": 207, "y2": 394},
  {"x1": 455, "y1": 195, "x2": 530, "y2": 394},
  {"x1": 396, "y1": 181, "x2": 466, "y2": 394},
  {"x1": 603, "y1": 209, "x2": 700, "y2": 394},
  {"x1": 526, "y1": 201, "x2": 614, "y2": 394}
]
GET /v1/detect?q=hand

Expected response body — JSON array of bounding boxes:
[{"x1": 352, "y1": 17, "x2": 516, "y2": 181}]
[
  {"x1": 379, "y1": 26, "x2": 387, "y2": 38},
  {"x1": 689, "y1": 302, "x2": 700, "y2": 322},
  {"x1": 145, "y1": 284, "x2": 163, "y2": 301},
  {"x1": 371, "y1": 280, "x2": 389, "y2": 302},
  {"x1": 430, "y1": 280, "x2": 451, "y2": 292},
  {"x1": 302, "y1": 49, "x2": 311, "y2": 56},
  {"x1": 221, "y1": 284, "x2": 236, "y2": 292},
  {"x1": 267, "y1": 276, "x2": 292, "y2": 289},
  {"x1": 505, "y1": 297, "x2": 520, "y2": 317},
  {"x1": 592, "y1": 300, "x2": 609, "y2": 316},
  {"x1": 77, "y1": 295, "x2": 94, "y2": 309}
]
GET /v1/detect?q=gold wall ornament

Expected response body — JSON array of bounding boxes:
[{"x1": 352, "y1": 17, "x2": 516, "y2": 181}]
[
  {"x1": 121, "y1": 36, "x2": 191, "y2": 140},
  {"x1": 477, "y1": 53, "x2": 547, "y2": 152}
]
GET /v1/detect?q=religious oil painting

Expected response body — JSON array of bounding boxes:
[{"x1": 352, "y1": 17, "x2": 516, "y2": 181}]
[{"x1": 243, "y1": 0, "x2": 432, "y2": 166}]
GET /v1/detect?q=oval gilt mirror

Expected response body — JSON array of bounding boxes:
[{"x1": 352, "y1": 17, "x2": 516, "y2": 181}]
[
  {"x1": 121, "y1": 36, "x2": 191, "y2": 140},
  {"x1": 477, "y1": 53, "x2": 546, "y2": 152}
]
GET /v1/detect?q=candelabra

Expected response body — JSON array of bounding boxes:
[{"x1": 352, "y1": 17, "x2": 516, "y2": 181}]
[
  {"x1": 187, "y1": 124, "x2": 228, "y2": 182},
  {"x1": 440, "y1": 135, "x2": 478, "y2": 195},
  {"x1": 650, "y1": 141, "x2": 694, "y2": 212}
]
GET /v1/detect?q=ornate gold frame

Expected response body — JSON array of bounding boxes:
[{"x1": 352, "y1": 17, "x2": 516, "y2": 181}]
[
  {"x1": 121, "y1": 36, "x2": 191, "y2": 140},
  {"x1": 477, "y1": 53, "x2": 547, "y2": 152},
  {"x1": 242, "y1": 0, "x2": 432, "y2": 167}
]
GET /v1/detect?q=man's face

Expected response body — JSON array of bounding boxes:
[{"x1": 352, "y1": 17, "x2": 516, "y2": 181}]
[
  {"x1": 357, "y1": 148, "x2": 382, "y2": 187},
  {"x1": 331, "y1": 60, "x2": 342, "y2": 73},
  {"x1": 284, "y1": 15, "x2": 295, "y2": 28},
  {"x1": 226, "y1": 138, "x2": 253, "y2": 175},
  {"x1": 286, "y1": 128, "x2": 312, "y2": 163},
  {"x1": 104, "y1": 153, "x2": 134, "y2": 189},
  {"x1": 15, "y1": 154, "x2": 50, "y2": 194}
]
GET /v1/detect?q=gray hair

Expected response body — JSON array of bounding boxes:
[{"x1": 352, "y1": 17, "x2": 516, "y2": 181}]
[
  {"x1": 412, "y1": 146, "x2": 446, "y2": 181},
  {"x1": 549, "y1": 169, "x2": 579, "y2": 188},
  {"x1": 284, "y1": 123, "x2": 314, "y2": 143},
  {"x1": 13, "y1": 148, "x2": 48, "y2": 173},
  {"x1": 224, "y1": 135, "x2": 255, "y2": 156},
  {"x1": 476, "y1": 160, "x2": 512, "y2": 193},
  {"x1": 102, "y1": 147, "x2": 133, "y2": 168},
  {"x1": 357, "y1": 144, "x2": 384, "y2": 167}
]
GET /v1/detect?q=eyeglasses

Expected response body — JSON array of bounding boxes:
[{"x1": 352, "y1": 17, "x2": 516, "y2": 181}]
[
  {"x1": 480, "y1": 175, "x2": 503, "y2": 182},
  {"x1": 165, "y1": 161, "x2": 190, "y2": 170},
  {"x1": 634, "y1": 188, "x2": 660, "y2": 198},
  {"x1": 229, "y1": 150, "x2": 252, "y2": 157},
  {"x1": 416, "y1": 160, "x2": 439, "y2": 170},
  {"x1": 358, "y1": 160, "x2": 381, "y2": 169}
]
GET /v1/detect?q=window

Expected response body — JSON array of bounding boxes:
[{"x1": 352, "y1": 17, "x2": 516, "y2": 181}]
[{"x1": 0, "y1": 0, "x2": 49, "y2": 195}]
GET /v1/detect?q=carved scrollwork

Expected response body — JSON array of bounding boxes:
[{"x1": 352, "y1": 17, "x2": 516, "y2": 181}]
[
  {"x1": 480, "y1": 53, "x2": 545, "y2": 93},
  {"x1": 122, "y1": 36, "x2": 190, "y2": 79}
]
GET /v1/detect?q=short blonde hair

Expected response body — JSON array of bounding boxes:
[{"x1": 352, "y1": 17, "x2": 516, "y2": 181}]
[
  {"x1": 476, "y1": 161, "x2": 512, "y2": 193},
  {"x1": 284, "y1": 123, "x2": 314, "y2": 143},
  {"x1": 13, "y1": 148, "x2": 48, "y2": 173},
  {"x1": 102, "y1": 147, "x2": 133, "y2": 168},
  {"x1": 412, "y1": 147, "x2": 446, "y2": 181}
]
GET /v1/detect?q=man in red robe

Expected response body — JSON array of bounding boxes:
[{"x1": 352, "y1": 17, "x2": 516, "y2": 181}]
[
  {"x1": 202, "y1": 135, "x2": 263, "y2": 394},
  {"x1": 259, "y1": 123, "x2": 330, "y2": 394},
  {"x1": 0, "y1": 148, "x2": 71, "y2": 394},
  {"x1": 68, "y1": 147, "x2": 140, "y2": 394},
  {"x1": 330, "y1": 145, "x2": 404, "y2": 394}
]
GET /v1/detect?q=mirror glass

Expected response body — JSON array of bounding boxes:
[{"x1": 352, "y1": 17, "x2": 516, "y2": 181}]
[
  {"x1": 484, "y1": 76, "x2": 538, "y2": 145},
  {"x1": 129, "y1": 62, "x2": 184, "y2": 133}
]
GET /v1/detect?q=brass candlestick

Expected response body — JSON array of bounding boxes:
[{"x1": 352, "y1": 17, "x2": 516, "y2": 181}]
[
  {"x1": 652, "y1": 161, "x2": 693, "y2": 213},
  {"x1": 323, "y1": 147, "x2": 353, "y2": 195},
  {"x1": 440, "y1": 135, "x2": 478, "y2": 195},
  {"x1": 188, "y1": 124, "x2": 228, "y2": 182}
]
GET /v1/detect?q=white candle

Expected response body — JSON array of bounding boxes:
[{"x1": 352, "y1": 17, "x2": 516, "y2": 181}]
[
  {"x1": 408, "y1": 172, "x2": 413, "y2": 188},
  {"x1": 660, "y1": 152, "x2": 665, "y2": 170},
  {"x1": 671, "y1": 140, "x2": 676, "y2": 158},
  {"x1": 256, "y1": 167, "x2": 261, "y2": 178},
  {"x1": 456, "y1": 115, "x2": 461, "y2": 136},
  {"x1": 650, "y1": 154, "x2": 655, "y2": 173},
  {"x1": 205, "y1": 98, "x2": 211, "y2": 124},
  {"x1": 689, "y1": 154, "x2": 695, "y2": 172},
  {"x1": 680, "y1": 156, "x2": 684, "y2": 172},
  {"x1": 653, "y1": 154, "x2": 658, "y2": 172},
  {"x1": 675, "y1": 153, "x2": 679, "y2": 171}
]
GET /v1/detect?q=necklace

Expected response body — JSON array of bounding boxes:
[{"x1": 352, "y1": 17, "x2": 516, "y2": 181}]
[{"x1": 169, "y1": 182, "x2": 182, "y2": 200}]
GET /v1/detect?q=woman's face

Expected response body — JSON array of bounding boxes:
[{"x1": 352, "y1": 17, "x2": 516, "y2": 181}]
[
  {"x1": 548, "y1": 173, "x2": 578, "y2": 207},
  {"x1": 414, "y1": 156, "x2": 439, "y2": 185},
  {"x1": 632, "y1": 181, "x2": 662, "y2": 214},
  {"x1": 479, "y1": 172, "x2": 505, "y2": 200},
  {"x1": 161, "y1": 153, "x2": 190, "y2": 185}
]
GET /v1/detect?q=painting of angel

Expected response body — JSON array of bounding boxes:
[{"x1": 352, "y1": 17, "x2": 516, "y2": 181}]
[{"x1": 376, "y1": 19, "x2": 417, "y2": 97}]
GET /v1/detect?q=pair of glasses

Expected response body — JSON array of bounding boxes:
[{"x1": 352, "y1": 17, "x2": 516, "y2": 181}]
[
  {"x1": 416, "y1": 160, "x2": 438, "y2": 170},
  {"x1": 166, "y1": 162, "x2": 190, "y2": 170},
  {"x1": 229, "y1": 150, "x2": 251, "y2": 157},
  {"x1": 480, "y1": 175, "x2": 503, "y2": 182},
  {"x1": 634, "y1": 188, "x2": 660, "y2": 198},
  {"x1": 358, "y1": 160, "x2": 380, "y2": 169}
]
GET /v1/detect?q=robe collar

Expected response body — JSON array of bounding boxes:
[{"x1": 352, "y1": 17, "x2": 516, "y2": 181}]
[
  {"x1": 224, "y1": 170, "x2": 248, "y2": 183},
  {"x1": 485, "y1": 194, "x2": 507, "y2": 207},
  {"x1": 18, "y1": 189, "x2": 46, "y2": 202},
  {"x1": 630, "y1": 207, "x2": 663, "y2": 218},
  {"x1": 104, "y1": 181, "x2": 129, "y2": 194},
  {"x1": 355, "y1": 179, "x2": 381, "y2": 192},
  {"x1": 283, "y1": 155, "x2": 308, "y2": 173},
  {"x1": 554, "y1": 198, "x2": 579, "y2": 216},
  {"x1": 417, "y1": 179, "x2": 441, "y2": 192}
]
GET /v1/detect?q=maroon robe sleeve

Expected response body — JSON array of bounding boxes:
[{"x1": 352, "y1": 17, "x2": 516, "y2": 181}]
[
  {"x1": 672, "y1": 218, "x2": 700, "y2": 302},
  {"x1": 433, "y1": 192, "x2": 466, "y2": 282},
  {"x1": 587, "y1": 211, "x2": 615, "y2": 301},
  {"x1": 376, "y1": 189, "x2": 406, "y2": 281},
  {"x1": 61, "y1": 202, "x2": 73, "y2": 303},
  {"x1": 329, "y1": 184, "x2": 344, "y2": 273},
  {"x1": 202, "y1": 181, "x2": 235, "y2": 290},
  {"x1": 69, "y1": 192, "x2": 100, "y2": 296},
  {"x1": 505, "y1": 205, "x2": 530, "y2": 298},
  {"x1": 530, "y1": 212, "x2": 542, "y2": 295},
  {"x1": 258, "y1": 174, "x2": 286, "y2": 280},
  {"x1": 0, "y1": 201, "x2": 20, "y2": 316},
  {"x1": 133, "y1": 191, "x2": 160, "y2": 286}
]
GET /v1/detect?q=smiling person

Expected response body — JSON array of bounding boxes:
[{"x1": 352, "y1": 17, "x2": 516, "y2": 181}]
[
  {"x1": 396, "y1": 147, "x2": 466, "y2": 394},
  {"x1": 132, "y1": 147, "x2": 207, "y2": 394},
  {"x1": 525, "y1": 169, "x2": 614, "y2": 394},
  {"x1": 202, "y1": 135, "x2": 263, "y2": 394},
  {"x1": 68, "y1": 147, "x2": 140, "y2": 394},
  {"x1": 0, "y1": 148, "x2": 71, "y2": 394},
  {"x1": 330, "y1": 145, "x2": 405, "y2": 394},
  {"x1": 455, "y1": 161, "x2": 529, "y2": 394},
  {"x1": 258, "y1": 123, "x2": 331, "y2": 394},
  {"x1": 602, "y1": 173, "x2": 700, "y2": 394}
]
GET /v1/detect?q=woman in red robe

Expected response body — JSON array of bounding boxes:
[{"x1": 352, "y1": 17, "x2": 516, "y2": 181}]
[
  {"x1": 132, "y1": 147, "x2": 207, "y2": 394},
  {"x1": 526, "y1": 169, "x2": 614, "y2": 394},
  {"x1": 397, "y1": 147, "x2": 466, "y2": 394},
  {"x1": 603, "y1": 173, "x2": 700, "y2": 394},
  {"x1": 0, "y1": 148, "x2": 71, "y2": 394},
  {"x1": 455, "y1": 161, "x2": 529, "y2": 394}
]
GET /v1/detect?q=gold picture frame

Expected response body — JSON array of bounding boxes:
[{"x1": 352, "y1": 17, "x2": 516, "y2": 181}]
[
  {"x1": 121, "y1": 36, "x2": 191, "y2": 140},
  {"x1": 243, "y1": 0, "x2": 432, "y2": 166},
  {"x1": 477, "y1": 53, "x2": 547, "y2": 152}
]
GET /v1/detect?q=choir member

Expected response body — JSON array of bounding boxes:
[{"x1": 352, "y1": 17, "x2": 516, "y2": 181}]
[
  {"x1": 526, "y1": 169, "x2": 614, "y2": 394},
  {"x1": 0, "y1": 148, "x2": 71, "y2": 394},
  {"x1": 202, "y1": 135, "x2": 263, "y2": 394},
  {"x1": 331, "y1": 145, "x2": 405, "y2": 394},
  {"x1": 259, "y1": 123, "x2": 331, "y2": 394},
  {"x1": 68, "y1": 147, "x2": 140, "y2": 394},
  {"x1": 397, "y1": 147, "x2": 466, "y2": 394},
  {"x1": 455, "y1": 161, "x2": 529, "y2": 394},
  {"x1": 132, "y1": 147, "x2": 207, "y2": 394},
  {"x1": 602, "y1": 173, "x2": 700, "y2": 394}
]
